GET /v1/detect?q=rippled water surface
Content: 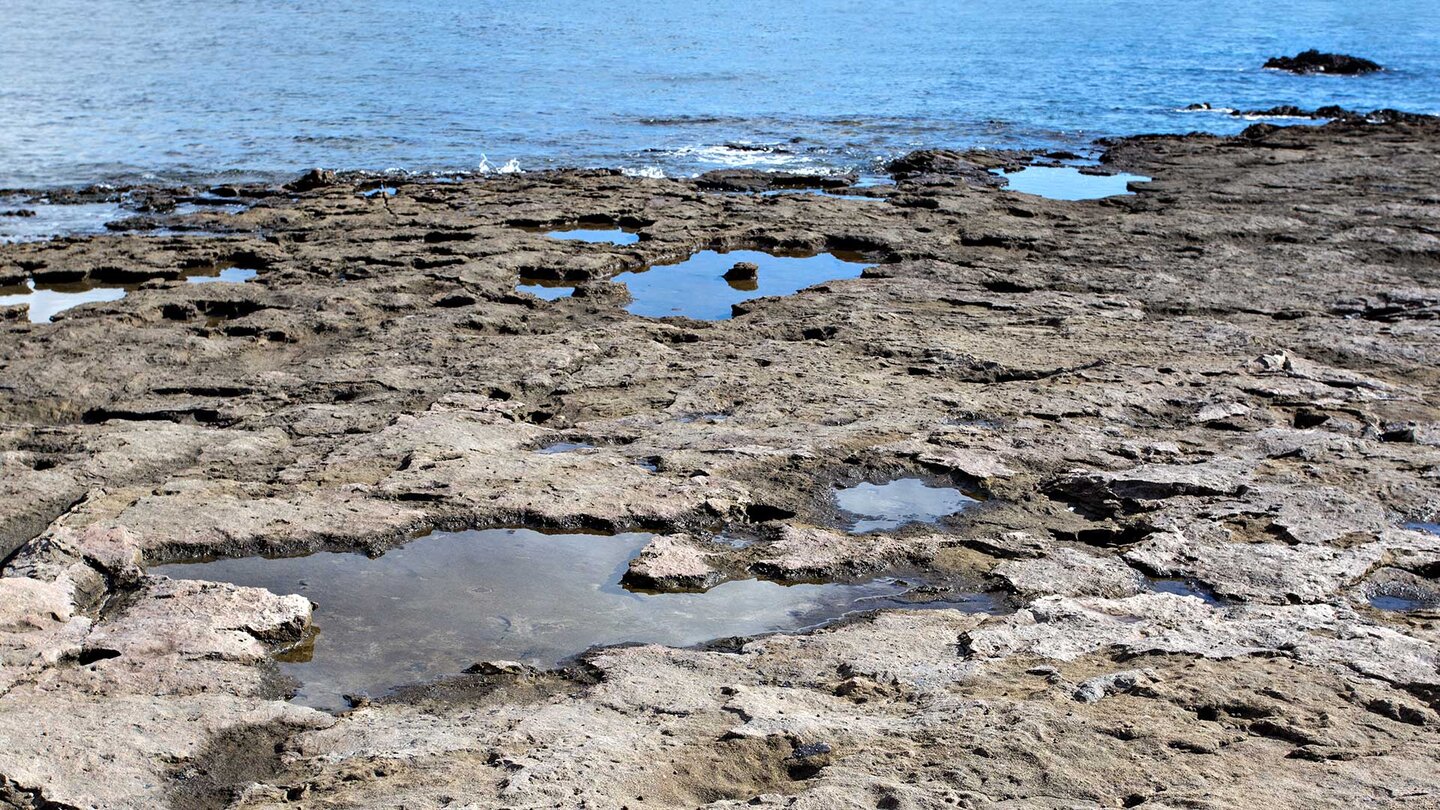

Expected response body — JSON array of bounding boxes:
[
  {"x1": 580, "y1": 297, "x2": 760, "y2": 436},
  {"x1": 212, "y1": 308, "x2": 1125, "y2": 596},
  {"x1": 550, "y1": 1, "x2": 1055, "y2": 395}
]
[
  {"x1": 3, "y1": 1, "x2": 1438, "y2": 186},
  {"x1": 0, "y1": 199, "x2": 125, "y2": 242}
]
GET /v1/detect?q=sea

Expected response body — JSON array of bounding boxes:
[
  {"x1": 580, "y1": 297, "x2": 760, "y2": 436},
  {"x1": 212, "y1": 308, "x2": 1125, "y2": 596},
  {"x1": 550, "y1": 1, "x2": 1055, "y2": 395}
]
[{"x1": 2, "y1": 0, "x2": 1438, "y2": 188}]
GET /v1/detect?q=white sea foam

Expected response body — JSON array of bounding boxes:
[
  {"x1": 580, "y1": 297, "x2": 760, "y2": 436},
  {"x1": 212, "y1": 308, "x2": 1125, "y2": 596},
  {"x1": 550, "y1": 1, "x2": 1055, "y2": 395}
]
[
  {"x1": 476, "y1": 154, "x2": 523, "y2": 174},
  {"x1": 1176, "y1": 105, "x2": 1237, "y2": 114},
  {"x1": 668, "y1": 144, "x2": 807, "y2": 168},
  {"x1": 622, "y1": 165, "x2": 666, "y2": 179}
]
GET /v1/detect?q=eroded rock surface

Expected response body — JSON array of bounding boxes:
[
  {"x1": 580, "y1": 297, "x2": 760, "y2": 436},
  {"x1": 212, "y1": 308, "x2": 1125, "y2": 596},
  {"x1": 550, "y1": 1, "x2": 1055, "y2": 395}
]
[{"x1": 2, "y1": 118, "x2": 1440, "y2": 807}]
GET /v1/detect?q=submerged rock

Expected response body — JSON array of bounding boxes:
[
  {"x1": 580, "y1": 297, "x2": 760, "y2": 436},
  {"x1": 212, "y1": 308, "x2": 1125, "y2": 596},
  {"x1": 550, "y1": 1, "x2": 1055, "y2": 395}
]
[{"x1": 1226, "y1": 105, "x2": 1436, "y2": 124}]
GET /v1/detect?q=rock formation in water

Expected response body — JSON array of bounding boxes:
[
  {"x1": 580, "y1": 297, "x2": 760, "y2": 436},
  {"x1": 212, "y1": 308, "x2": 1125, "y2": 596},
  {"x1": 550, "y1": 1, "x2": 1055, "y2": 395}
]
[{"x1": 1264, "y1": 49, "x2": 1383, "y2": 74}]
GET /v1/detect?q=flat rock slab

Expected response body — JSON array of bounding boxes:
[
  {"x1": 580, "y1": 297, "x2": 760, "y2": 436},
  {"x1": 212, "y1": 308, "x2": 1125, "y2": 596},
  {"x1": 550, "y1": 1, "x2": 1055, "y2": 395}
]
[{"x1": 1, "y1": 118, "x2": 1439, "y2": 807}]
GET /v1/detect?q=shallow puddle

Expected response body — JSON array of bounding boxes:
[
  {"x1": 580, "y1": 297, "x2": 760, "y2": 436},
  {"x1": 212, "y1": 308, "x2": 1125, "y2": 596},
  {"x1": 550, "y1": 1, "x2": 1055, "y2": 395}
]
[
  {"x1": 1367, "y1": 581, "x2": 1437, "y2": 613},
  {"x1": 835, "y1": 478, "x2": 978, "y2": 533},
  {"x1": 615, "y1": 248, "x2": 870, "y2": 320},
  {"x1": 0, "y1": 279, "x2": 127, "y2": 323},
  {"x1": 172, "y1": 197, "x2": 252, "y2": 217},
  {"x1": 1148, "y1": 577, "x2": 1223, "y2": 605},
  {"x1": 536, "y1": 441, "x2": 593, "y2": 454},
  {"x1": 1402, "y1": 521, "x2": 1440, "y2": 535},
  {"x1": 0, "y1": 199, "x2": 126, "y2": 242},
  {"x1": 150, "y1": 528, "x2": 964, "y2": 711},
  {"x1": 516, "y1": 278, "x2": 576, "y2": 300},
  {"x1": 1, "y1": 262, "x2": 258, "y2": 321},
  {"x1": 185, "y1": 265, "x2": 258, "y2": 284},
  {"x1": 1370, "y1": 593, "x2": 1430, "y2": 612},
  {"x1": 538, "y1": 226, "x2": 640, "y2": 245},
  {"x1": 998, "y1": 165, "x2": 1150, "y2": 200}
]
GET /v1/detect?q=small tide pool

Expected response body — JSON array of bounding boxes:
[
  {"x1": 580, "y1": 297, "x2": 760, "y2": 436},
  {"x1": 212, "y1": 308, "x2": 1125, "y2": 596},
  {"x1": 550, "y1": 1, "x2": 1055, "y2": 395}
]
[
  {"x1": 185, "y1": 265, "x2": 258, "y2": 284},
  {"x1": 614, "y1": 248, "x2": 870, "y2": 320},
  {"x1": 835, "y1": 478, "x2": 979, "y2": 534},
  {"x1": 516, "y1": 278, "x2": 577, "y2": 300},
  {"x1": 0, "y1": 279, "x2": 127, "y2": 323},
  {"x1": 537, "y1": 226, "x2": 640, "y2": 245},
  {"x1": 998, "y1": 165, "x2": 1151, "y2": 200},
  {"x1": 150, "y1": 528, "x2": 968, "y2": 711}
]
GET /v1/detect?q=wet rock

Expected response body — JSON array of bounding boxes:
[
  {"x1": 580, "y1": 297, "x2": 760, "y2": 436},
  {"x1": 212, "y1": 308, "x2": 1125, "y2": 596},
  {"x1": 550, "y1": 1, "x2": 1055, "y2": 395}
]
[
  {"x1": 1359, "y1": 567, "x2": 1440, "y2": 613},
  {"x1": 788, "y1": 740, "x2": 833, "y2": 759},
  {"x1": 884, "y1": 149, "x2": 1011, "y2": 186},
  {"x1": 1242, "y1": 104, "x2": 1325, "y2": 118},
  {"x1": 1264, "y1": 50, "x2": 1382, "y2": 75},
  {"x1": 694, "y1": 170, "x2": 855, "y2": 193},
  {"x1": 87, "y1": 576, "x2": 311, "y2": 663},
  {"x1": 723, "y1": 261, "x2": 759, "y2": 281},
  {"x1": 1359, "y1": 108, "x2": 1440, "y2": 124},
  {"x1": 463, "y1": 660, "x2": 539, "y2": 677},
  {"x1": 284, "y1": 168, "x2": 338, "y2": 192},
  {"x1": 963, "y1": 530, "x2": 1053, "y2": 559},
  {"x1": 621, "y1": 533, "x2": 724, "y2": 591}
]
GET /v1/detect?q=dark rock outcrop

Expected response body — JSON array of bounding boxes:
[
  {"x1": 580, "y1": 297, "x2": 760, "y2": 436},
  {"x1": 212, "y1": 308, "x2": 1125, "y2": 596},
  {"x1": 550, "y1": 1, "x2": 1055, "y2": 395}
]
[
  {"x1": 722, "y1": 261, "x2": 759, "y2": 281},
  {"x1": 284, "y1": 168, "x2": 338, "y2": 192},
  {"x1": 884, "y1": 149, "x2": 1013, "y2": 186},
  {"x1": 1263, "y1": 50, "x2": 1382, "y2": 75},
  {"x1": 693, "y1": 169, "x2": 855, "y2": 193}
]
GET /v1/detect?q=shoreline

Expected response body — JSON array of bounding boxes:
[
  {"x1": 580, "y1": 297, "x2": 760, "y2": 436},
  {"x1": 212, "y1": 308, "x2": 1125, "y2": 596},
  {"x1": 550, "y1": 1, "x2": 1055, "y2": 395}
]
[
  {"x1": 1, "y1": 117, "x2": 1439, "y2": 808},
  {"x1": 0, "y1": 104, "x2": 1431, "y2": 199}
]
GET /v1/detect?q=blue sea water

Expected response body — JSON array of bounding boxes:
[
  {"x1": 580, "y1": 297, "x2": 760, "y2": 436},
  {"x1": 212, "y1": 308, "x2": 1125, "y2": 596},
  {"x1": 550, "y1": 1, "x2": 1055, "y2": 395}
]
[{"x1": 2, "y1": 0, "x2": 1438, "y2": 187}]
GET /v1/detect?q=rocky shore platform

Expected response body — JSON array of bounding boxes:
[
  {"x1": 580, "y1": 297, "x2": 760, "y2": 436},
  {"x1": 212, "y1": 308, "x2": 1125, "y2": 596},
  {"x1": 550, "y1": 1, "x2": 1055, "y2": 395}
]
[{"x1": 2, "y1": 117, "x2": 1439, "y2": 809}]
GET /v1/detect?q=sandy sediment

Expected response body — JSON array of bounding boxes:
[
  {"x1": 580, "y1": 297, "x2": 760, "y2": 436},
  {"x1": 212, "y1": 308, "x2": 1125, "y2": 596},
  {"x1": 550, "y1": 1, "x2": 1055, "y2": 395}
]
[{"x1": 1, "y1": 118, "x2": 1438, "y2": 808}]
